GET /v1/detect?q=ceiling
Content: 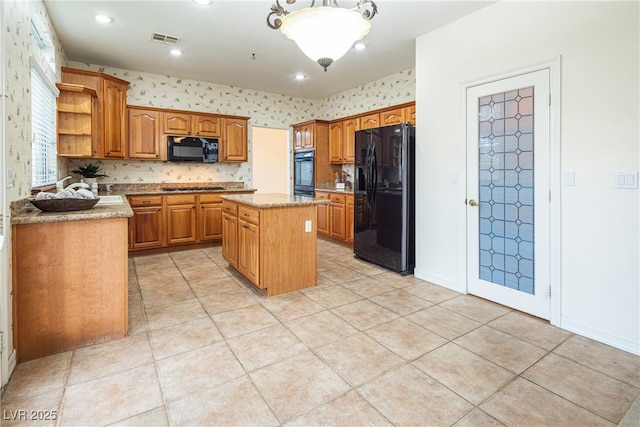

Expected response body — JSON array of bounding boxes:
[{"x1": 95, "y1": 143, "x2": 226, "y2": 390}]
[{"x1": 43, "y1": 0, "x2": 494, "y2": 100}]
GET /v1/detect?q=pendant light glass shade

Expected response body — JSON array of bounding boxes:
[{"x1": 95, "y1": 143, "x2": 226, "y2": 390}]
[{"x1": 280, "y1": 7, "x2": 371, "y2": 71}]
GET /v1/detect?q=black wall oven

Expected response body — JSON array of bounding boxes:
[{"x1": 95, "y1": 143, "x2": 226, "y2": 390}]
[{"x1": 294, "y1": 150, "x2": 315, "y2": 196}]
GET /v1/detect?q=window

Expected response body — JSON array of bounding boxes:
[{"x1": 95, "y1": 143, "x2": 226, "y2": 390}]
[{"x1": 31, "y1": 64, "x2": 57, "y2": 186}]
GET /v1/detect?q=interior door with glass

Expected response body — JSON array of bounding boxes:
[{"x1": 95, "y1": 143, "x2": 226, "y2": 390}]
[{"x1": 466, "y1": 69, "x2": 551, "y2": 319}]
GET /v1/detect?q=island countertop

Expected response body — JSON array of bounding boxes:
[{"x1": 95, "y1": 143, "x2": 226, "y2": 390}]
[{"x1": 221, "y1": 193, "x2": 330, "y2": 208}]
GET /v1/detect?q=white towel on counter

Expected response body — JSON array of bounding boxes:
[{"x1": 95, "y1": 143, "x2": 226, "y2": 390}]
[{"x1": 35, "y1": 189, "x2": 95, "y2": 200}]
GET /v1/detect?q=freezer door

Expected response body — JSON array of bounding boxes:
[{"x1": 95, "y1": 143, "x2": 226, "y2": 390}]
[{"x1": 354, "y1": 129, "x2": 372, "y2": 261}]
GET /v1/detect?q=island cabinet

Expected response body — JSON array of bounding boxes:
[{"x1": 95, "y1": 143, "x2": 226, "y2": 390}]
[
  {"x1": 60, "y1": 67, "x2": 129, "y2": 159},
  {"x1": 12, "y1": 217, "x2": 128, "y2": 361},
  {"x1": 221, "y1": 200, "x2": 239, "y2": 268},
  {"x1": 221, "y1": 194, "x2": 324, "y2": 296}
]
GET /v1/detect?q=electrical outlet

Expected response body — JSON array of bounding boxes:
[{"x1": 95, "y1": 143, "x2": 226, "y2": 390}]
[
  {"x1": 305, "y1": 220, "x2": 312, "y2": 232},
  {"x1": 6, "y1": 168, "x2": 14, "y2": 188}
]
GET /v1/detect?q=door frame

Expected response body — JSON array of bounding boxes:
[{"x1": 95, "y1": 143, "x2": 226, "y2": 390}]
[{"x1": 458, "y1": 57, "x2": 562, "y2": 327}]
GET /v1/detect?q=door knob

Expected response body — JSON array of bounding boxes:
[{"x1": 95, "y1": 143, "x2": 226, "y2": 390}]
[{"x1": 468, "y1": 199, "x2": 480, "y2": 206}]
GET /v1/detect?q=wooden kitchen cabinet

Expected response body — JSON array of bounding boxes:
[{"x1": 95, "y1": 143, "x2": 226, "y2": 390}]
[
  {"x1": 162, "y1": 112, "x2": 221, "y2": 137},
  {"x1": 315, "y1": 191, "x2": 330, "y2": 235},
  {"x1": 198, "y1": 193, "x2": 224, "y2": 241},
  {"x1": 13, "y1": 218, "x2": 128, "y2": 361},
  {"x1": 128, "y1": 195, "x2": 165, "y2": 249},
  {"x1": 329, "y1": 119, "x2": 358, "y2": 164},
  {"x1": 404, "y1": 104, "x2": 416, "y2": 125},
  {"x1": 56, "y1": 83, "x2": 98, "y2": 158},
  {"x1": 221, "y1": 117, "x2": 248, "y2": 162},
  {"x1": 293, "y1": 120, "x2": 329, "y2": 152},
  {"x1": 166, "y1": 194, "x2": 197, "y2": 245},
  {"x1": 360, "y1": 113, "x2": 380, "y2": 130},
  {"x1": 222, "y1": 200, "x2": 238, "y2": 268},
  {"x1": 237, "y1": 205, "x2": 260, "y2": 286},
  {"x1": 380, "y1": 108, "x2": 405, "y2": 127},
  {"x1": 60, "y1": 67, "x2": 129, "y2": 159},
  {"x1": 315, "y1": 191, "x2": 353, "y2": 244},
  {"x1": 128, "y1": 107, "x2": 164, "y2": 160}
]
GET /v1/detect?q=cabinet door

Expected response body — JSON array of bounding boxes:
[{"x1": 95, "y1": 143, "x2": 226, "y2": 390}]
[
  {"x1": 130, "y1": 206, "x2": 164, "y2": 249},
  {"x1": 222, "y1": 214, "x2": 238, "y2": 268},
  {"x1": 316, "y1": 203, "x2": 330, "y2": 236},
  {"x1": 302, "y1": 124, "x2": 314, "y2": 149},
  {"x1": 342, "y1": 118, "x2": 359, "y2": 164},
  {"x1": 329, "y1": 122, "x2": 344, "y2": 163},
  {"x1": 128, "y1": 108, "x2": 162, "y2": 160},
  {"x1": 221, "y1": 118, "x2": 248, "y2": 161},
  {"x1": 360, "y1": 113, "x2": 380, "y2": 130},
  {"x1": 102, "y1": 79, "x2": 128, "y2": 158},
  {"x1": 346, "y1": 201, "x2": 354, "y2": 243},
  {"x1": 167, "y1": 204, "x2": 197, "y2": 245},
  {"x1": 330, "y1": 202, "x2": 346, "y2": 240},
  {"x1": 238, "y1": 220, "x2": 260, "y2": 286},
  {"x1": 404, "y1": 104, "x2": 416, "y2": 125},
  {"x1": 193, "y1": 115, "x2": 221, "y2": 137},
  {"x1": 163, "y1": 112, "x2": 191, "y2": 135},
  {"x1": 199, "y1": 203, "x2": 223, "y2": 241},
  {"x1": 293, "y1": 127, "x2": 304, "y2": 151},
  {"x1": 380, "y1": 108, "x2": 404, "y2": 126}
]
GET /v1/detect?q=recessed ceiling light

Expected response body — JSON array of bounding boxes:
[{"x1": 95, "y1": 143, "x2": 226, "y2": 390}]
[
  {"x1": 94, "y1": 14, "x2": 114, "y2": 24},
  {"x1": 170, "y1": 48, "x2": 182, "y2": 56},
  {"x1": 294, "y1": 73, "x2": 305, "y2": 81},
  {"x1": 354, "y1": 43, "x2": 366, "y2": 50},
  {"x1": 192, "y1": 0, "x2": 212, "y2": 5}
]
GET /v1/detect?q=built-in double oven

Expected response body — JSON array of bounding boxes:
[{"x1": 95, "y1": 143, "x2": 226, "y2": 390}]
[{"x1": 293, "y1": 150, "x2": 315, "y2": 196}]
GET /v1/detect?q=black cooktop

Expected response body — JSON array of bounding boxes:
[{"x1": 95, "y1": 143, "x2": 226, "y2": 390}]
[{"x1": 162, "y1": 186, "x2": 225, "y2": 192}]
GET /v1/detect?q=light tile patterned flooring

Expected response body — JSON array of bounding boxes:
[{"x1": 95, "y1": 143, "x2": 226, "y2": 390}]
[{"x1": 2, "y1": 238, "x2": 639, "y2": 426}]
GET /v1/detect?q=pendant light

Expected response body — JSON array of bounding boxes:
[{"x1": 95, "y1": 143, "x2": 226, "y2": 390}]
[{"x1": 267, "y1": 0, "x2": 378, "y2": 71}]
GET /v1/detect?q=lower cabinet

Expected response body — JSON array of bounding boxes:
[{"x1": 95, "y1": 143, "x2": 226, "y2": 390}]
[
  {"x1": 129, "y1": 195, "x2": 165, "y2": 249},
  {"x1": 166, "y1": 194, "x2": 197, "y2": 245},
  {"x1": 315, "y1": 191, "x2": 354, "y2": 244},
  {"x1": 128, "y1": 191, "x2": 252, "y2": 251}
]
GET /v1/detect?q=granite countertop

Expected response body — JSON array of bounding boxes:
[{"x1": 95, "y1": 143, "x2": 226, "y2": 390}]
[
  {"x1": 11, "y1": 197, "x2": 133, "y2": 225},
  {"x1": 314, "y1": 183, "x2": 354, "y2": 194},
  {"x1": 12, "y1": 182, "x2": 256, "y2": 225},
  {"x1": 221, "y1": 193, "x2": 330, "y2": 208}
]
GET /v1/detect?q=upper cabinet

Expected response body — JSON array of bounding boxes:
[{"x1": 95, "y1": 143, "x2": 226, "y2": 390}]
[
  {"x1": 359, "y1": 113, "x2": 380, "y2": 130},
  {"x1": 329, "y1": 118, "x2": 357, "y2": 164},
  {"x1": 128, "y1": 107, "x2": 163, "y2": 160},
  {"x1": 56, "y1": 83, "x2": 98, "y2": 158},
  {"x1": 293, "y1": 120, "x2": 329, "y2": 152},
  {"x1": 221, "y1": 117, "x2": 248, "y2": 162},
  {"x1": 59, "y1": 67, "x2": 129, "y2": 159},
  {"x1": 163, "y1": 112, "x2": 222, "y2": 137}
]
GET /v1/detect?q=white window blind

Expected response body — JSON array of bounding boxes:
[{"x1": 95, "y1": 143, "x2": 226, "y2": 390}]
[{"x1": 31, "y1": 65, "x2": 57, "y2": 187}]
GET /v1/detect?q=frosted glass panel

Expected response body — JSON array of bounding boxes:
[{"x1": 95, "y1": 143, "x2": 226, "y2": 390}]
[{"x1": 478, "y1": 86, "x2": 535, "y2": 294}]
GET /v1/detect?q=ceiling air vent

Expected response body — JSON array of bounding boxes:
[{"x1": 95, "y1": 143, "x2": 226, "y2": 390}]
[{"x1": 150, "y1": 32, "x2": 180, "y2": 46}]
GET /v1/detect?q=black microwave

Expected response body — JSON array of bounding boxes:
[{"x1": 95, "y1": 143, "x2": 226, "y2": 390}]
[{"x1": 168, "y1": 136, "x2": 218, "y2": 163}]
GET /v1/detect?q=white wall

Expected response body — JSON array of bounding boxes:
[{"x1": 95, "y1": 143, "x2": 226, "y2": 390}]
[
  {"x1": 415, "y1": 1, "x2": 639, "y2": 353},
  {"x1": 252, "y1": 127, "x2": 290, "y2": 194}
]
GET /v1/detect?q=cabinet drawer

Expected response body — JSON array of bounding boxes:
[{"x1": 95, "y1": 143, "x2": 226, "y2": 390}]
[
  {"x1": 199, "y1": 193, "x2": 223, "y2": 204},
  {"x1": 128, "y1": 195, "x2": 163, "y2": 207},
  {"x1": 330, "y1": 194, "x2": 346, "y2": 204},
  {"x1": 346, "y1": 195, "x2": 354, "y2": 205},
  {"x1": 315, "y1": 192, "x2": 330, "y2": 200},
  {"x1": 222, "y1": 200, "x2": 238, "y2": 216},
  {"x1": 166, "y1": 194, "x2": 196, "y2": 205},
  {"x1": 238, "y1": 206, "x2": 260, "y2": 225}
]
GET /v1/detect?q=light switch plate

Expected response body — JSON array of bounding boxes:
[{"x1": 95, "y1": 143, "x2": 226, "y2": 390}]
[
  {"x1": 305, "y1": 220, "x2": 312, "y2": 232},
  {"x1": 615, "y1": 172, "x2": 638, "y2": 189},
  {"x1": 563, "y1": 171, "x2": 575, "y2": 186},
  {"x1": 6, "y1": 168, "x2": 14, "y2": 188}
]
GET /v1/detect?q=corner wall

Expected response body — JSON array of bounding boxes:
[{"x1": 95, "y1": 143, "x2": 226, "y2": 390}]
[{"x1": 415, "y1": 1, "x2": 639, "y2": 353}]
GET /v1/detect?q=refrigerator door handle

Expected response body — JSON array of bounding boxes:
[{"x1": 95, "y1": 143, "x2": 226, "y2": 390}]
[
  {"x1": 365, "y1": 144, "x2": 373, "y2": 208},
  {"x1": 371, "y1": 144, "x2": 378, "y2": 205}
]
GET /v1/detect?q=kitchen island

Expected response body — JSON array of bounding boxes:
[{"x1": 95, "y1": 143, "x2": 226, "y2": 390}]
[
  {"x1": 11, "y1": 198, "x2": 133, "y2": 361},
  {"x1": 220, "y1": 193, "x2": 329, "y2": 296}
]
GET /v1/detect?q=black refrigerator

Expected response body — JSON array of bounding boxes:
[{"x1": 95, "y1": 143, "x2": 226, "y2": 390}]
[{"x1": 354, "y1": 123, "x2": 415, "y2": 275}]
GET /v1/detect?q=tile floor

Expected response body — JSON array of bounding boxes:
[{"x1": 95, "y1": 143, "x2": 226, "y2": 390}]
[{"x1": 2, "y1": 238, "x2": 639, "y2": 426}]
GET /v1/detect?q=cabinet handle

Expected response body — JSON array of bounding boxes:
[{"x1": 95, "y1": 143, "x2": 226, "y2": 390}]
[
  {"x1": 242, "y1": 224, "x2": 249, "y2": 229},
  {"x1": 243, "y1": 213, "x2": 249, "y2": 217},
  {"x1": 224, "y1": 217, "x2": 230, "y2": 221}
]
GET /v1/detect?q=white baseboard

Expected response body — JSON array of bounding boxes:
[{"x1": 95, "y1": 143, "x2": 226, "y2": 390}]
[
  {"x1": 413, "y1": 269, "x2": 463, "y2": 293},
  {"x1": 561, "y1": 317, "x2": 640, "y2": 356}
]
